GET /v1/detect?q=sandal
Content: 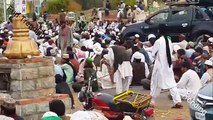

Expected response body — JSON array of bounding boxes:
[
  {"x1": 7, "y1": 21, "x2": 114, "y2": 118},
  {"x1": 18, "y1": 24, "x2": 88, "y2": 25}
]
[{"x1": 171, "y1": 103, "x2": 183, "y2": 109}]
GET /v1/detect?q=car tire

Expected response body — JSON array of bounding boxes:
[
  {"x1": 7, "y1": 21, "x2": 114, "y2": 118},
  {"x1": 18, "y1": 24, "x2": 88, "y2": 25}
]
[{"x1": 195, "y1": 34, "x2": 211, "y2": 44}]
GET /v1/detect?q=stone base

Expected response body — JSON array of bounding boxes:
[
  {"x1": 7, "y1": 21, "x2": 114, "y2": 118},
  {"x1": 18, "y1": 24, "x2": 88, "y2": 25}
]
[
  {"x1": 0, "y1": 57, "x2": 70, "y2": 120},
  {"x1": 0, "y1": 57, "x2": 55, "y2": 99},
  {"x1": 16, "y1": 94, "x2": 71, "y2": 120}
]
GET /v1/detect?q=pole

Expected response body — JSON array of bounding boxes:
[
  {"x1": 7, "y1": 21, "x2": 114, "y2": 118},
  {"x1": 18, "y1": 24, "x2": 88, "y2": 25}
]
[
  {"x1": 3, "y1": 0, "x2": 7, "y2": 21},
  {"x1": 37, "y1": 0, "x2": 40, "y2": 16},
  {"x1": 143, "y1": 0, "x2": 148, "y2": 12}
]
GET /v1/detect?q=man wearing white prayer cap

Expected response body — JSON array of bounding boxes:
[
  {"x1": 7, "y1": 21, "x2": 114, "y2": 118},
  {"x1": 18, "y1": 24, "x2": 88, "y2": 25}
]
[
  {"x1": 148, "y1": 34, "x2": 156, "y2": 40},
  {"x1": 93, "y1": 46, "x2": 103, "y2": 55},
  {"x1": 200, "y1": 60, "x2": 213, "y2": 87},
  {"x1": 131, "y1": 51, "x2": 150, "y2": 86},
  {"x1": 109, "y1": 40, "x2": 116, "y2": 47},
  {"x1": 134, "y1": 34, "x2": 140, "y2": 38},
  {"x1": 131, "y1": 51, "x2": 145, "y2": 62}
]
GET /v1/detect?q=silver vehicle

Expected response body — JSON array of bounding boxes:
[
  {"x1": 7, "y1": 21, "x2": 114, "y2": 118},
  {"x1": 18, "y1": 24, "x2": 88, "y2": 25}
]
[{"x1": 189, "y1": 82, "x2": 213, "y2": 120}]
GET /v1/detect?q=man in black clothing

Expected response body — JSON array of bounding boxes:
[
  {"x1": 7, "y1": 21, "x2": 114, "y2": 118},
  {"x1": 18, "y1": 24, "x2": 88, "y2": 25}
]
[{"x1": 55, "y1": 74, "x2": 75, "y2": 109}]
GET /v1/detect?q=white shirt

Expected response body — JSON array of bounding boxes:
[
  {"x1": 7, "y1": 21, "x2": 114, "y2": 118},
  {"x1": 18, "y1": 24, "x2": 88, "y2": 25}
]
[
  {"x1": 201, "y1": 73, "x2": 211, "y2": 87},
  {"x1": 151, "y1": 36, "x2": 176, "y2": 89},
  {"x1": 0, "y1": 115, "x2": 14, "y2": 120},
  {"x1": 177, "y1": 69, "x2": 202, "y2": 93},
  {"x1": 173, "y1": 40, "x2": 188, "y2": 49},
  {"x1": 185, "y1": 49, "x2": 195, "y2": 58},
  {"x1": 54, "y1": 64, "x2": 64, "y2": 76},
  {"x1": 29, "y1": 30, "x2": 37, "y2": 41},
  {"x1": 81, "y1": 39, "x2": 94, "y2": 48},
  {"x1": 201, "y1": 69, "x2": 213, "y2": 87}
]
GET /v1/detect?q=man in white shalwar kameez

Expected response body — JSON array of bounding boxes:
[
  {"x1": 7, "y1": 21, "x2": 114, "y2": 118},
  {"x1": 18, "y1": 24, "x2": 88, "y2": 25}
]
[
  {"x1": 107, "y1": 45, "x2": 133, "y2": 94},
  {"x1": 150, "y1": 26, "x2": 183, "y2": 108},
  {"x1": 177, "y1": 61, "x2": 202, "y2": 99}
]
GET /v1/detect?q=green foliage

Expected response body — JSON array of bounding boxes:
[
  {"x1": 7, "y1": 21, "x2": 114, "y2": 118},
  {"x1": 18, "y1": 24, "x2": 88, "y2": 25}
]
[
  {"x1": 0, "y1": 8, "x2": 4, "y2": 23},
  {"x1": 111, "y1": 0, "x2": 137, "y2": 9},
  {"x1": 47, "y1": 0, "x2": 70, "y2": 13},
  {"x1": 74, "y1": 0, "x2": 102, "y2": 10}
]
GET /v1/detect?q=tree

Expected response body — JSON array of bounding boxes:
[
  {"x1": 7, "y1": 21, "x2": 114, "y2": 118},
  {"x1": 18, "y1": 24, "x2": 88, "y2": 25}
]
[
  {"x1": 47, "y1": 0, "x2": 69, "y2": 13},
  {"x1": 111, "y1": 0, "x2": 136, "y2": 9},
  {"x1": 74, "y1": 0, "x2": 102, "y2": 10}
]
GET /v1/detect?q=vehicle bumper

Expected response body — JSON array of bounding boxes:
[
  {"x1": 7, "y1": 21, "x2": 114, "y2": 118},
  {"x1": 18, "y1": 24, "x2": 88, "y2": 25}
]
[{"x1": 189, "y1": 105, "x2": 213, "y2": 120}]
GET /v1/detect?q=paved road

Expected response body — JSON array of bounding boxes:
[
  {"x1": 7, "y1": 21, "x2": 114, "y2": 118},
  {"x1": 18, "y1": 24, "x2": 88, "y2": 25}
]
[{"x1": 70, "y1": 86, "x2": 190, "y2": 120}]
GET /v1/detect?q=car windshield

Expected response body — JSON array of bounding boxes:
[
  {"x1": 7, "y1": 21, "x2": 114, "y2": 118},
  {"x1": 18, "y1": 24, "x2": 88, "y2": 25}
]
[
  {"x1": 68, "y1": 13, "x2": 75, "y2": 17},
  {"x1": 200, "y1": 7, "x2": 213, "y2": 19}
]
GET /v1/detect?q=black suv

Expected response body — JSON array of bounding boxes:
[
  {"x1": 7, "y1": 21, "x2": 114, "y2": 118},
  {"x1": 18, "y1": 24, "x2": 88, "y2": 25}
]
[{"x1": 121, "y1": 1, "x2": 213, "y2": 42}]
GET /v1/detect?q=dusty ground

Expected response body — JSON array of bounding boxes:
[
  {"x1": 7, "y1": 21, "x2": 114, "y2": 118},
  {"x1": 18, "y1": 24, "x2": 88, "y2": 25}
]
[
  {"x1": 70, "y1": 86, "x2": 190, "y2": 120},
  {"x1": 67, "y1": 8, "x2": 191, "y2": 120}
]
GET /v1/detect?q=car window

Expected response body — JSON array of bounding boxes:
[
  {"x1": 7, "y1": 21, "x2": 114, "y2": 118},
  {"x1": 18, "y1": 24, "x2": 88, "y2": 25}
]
[
  {"x1": 170, "y1": 10, "x2": 189, "y2": 21},
  {"x1": 149, "y1": 12, "x2": 169, "y2": 24},
  {"x1": 195, "y1": 9, "x2": 204, "y2": 20},
  {"x1": 200, "y1": 7, "x2": 213, "y2": 19}
]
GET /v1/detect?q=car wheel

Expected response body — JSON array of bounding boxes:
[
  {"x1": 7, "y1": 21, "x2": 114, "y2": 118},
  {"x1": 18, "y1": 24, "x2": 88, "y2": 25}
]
[{"x1": 195, "y1": 34, "x2": 211, "y2": 43}]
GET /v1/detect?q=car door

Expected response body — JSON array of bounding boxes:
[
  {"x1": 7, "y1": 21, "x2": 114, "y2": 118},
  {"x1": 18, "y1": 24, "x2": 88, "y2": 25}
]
[
  {"x1": 166, "y1": 7, "x2": 192, "y2": 38},
  {"x1": 142, "y1": 10, "x2": 170, "y2": 38}
]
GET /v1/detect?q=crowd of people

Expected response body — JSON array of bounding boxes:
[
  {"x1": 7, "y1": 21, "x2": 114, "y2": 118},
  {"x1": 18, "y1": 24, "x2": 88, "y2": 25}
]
[{"x1": 0, "y1": 2, "x2": 213, "y2": 120}]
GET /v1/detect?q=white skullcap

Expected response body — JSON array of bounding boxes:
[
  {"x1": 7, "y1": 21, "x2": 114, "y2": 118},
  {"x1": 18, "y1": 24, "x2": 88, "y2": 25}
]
[
  {"x1": 188, "y1": 41, "x2": 195, "y2": 48},
  {"x1": 173, "y1": 45, "x2": 181, "y2": 53},
  {"x1": 205, "y1": 60, "x2": 213, "y2": 67},
  {"x1": 208, "y1": 37, "x2": 213, "y2": 43},
  {"x1": 91, "y1": 33, "x2": 95, "y2": 36},
  {"x1": 115, "y1": 28, "x2": 119, "y2": 32},
  {"x1": 44, "y1": 30, "x2": 48, "y2": 34},
  {"x1": 131, "y1": 51, "x2": 145, "y2": 62},
  {"x1": 111, "y1": 31, "x2": 116, "y2": 36},
  {"x1": 8, "y1": 31, "x2": 13, "y2": 34},
  {"x1": 148, "y1": 34, "x2": 156, "y2": 40},
  {"x1": 42, "y1": 111, "x2": 58, "y2": 118},
  {"x1": 135, "y1": 34, "x2": 140, "y2": 38},
  {"x1": 93, "y1": 46, "x2": 103, "y2": 55},
  {"x1": 110, "y1": 40, "x2": 116, "y2": 45}
]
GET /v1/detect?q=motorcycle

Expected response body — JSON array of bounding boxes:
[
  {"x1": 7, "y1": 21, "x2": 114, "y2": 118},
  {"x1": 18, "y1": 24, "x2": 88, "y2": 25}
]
[{"x1": 78, "y1": 74, "x2": 154, "y2": 120}]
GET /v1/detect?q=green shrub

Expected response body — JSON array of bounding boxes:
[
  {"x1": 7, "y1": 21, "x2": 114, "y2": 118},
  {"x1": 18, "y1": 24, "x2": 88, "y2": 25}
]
[
  {"x1": 0, "y1": 8, "x2": 4, "y2": 23},
  {"x1": 111, "y1": 0, "x2": 137, "y2": 9},
  {"x1": 47, "y1": 0, "x2": 69, "y2": 13},
  {"x1": 74, "y1": 0, "x2": 102, "y2": 10}
]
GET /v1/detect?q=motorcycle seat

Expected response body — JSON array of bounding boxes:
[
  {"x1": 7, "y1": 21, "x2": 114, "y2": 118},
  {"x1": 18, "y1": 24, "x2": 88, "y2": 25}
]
[{"x1": 95, "y1": 93, "x2": 121, "y2": 112}]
